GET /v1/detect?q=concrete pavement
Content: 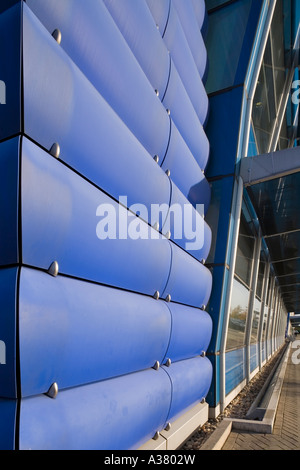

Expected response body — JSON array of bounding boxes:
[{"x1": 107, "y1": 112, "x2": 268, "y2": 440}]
[{"x1": 222, "y1": 346, "x2": 300, "y2": 450}]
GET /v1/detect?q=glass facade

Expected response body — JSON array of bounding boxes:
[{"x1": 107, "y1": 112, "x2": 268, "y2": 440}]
[
  {"x1": 226, "y1": 276, "x2": 249, "y2": 350},
  {"x1": 205, "y1": 0, "x2": 253, "y2": 94},
  {"x1": 250, "y1": 0, "x2": 295, "y2": 154}
]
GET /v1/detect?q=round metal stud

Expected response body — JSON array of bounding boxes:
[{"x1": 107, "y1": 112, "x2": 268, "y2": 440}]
[
  {"x1": 152, "y1": 431, "x2": 160, "y2": 440},
  {"x1": 165, "y1": 358, "x2": 171, "y2": 367},
  {"x1": 166, "y1": 109, "x2": 170, "y2": 115},
  {"x1": 52, "y1": 29, "x2": 62, "y2": 45},
  {"x1": 49, "y1": 142, "x2": 61, "y2": 159},
  {"x1": 155, "y1": 89, "x2": 159, "y2": 97},
  {"x1": 46, "y1": 382, "x2": 58, "y2": 399},
  {"x1": 165, "y1": 294, "x2": 171, "y2": 303},
  {"x1": 48, "y1": 261, "x2": 59, "y2": 277},
  {"x1": 165, "y1": 169, "x2": 171, "y2": 177},
  {"x1": 165, "y1": 231, "x2": 171, "y2": 240},
  {"x1": 153, "y1": 155, "x2": 159, "y2": 163},
  {"x1": 201, "y1": 398, "x2": 206, "y2": 404},
  {"x1": 153, "y1": 291, "x2": 160, "y2": 300},
  {"x1": 164, "y1": 423, "x2": 171, "y2": 432},
  {"x1": 201, "y1": 351, "x2": 206, "y2": 357},
  {"x1": 153, "y1": 361, "x2": 160, "y2": 371},
  {"x1": 153, "y1": 221, "x2": 160, "y2": 231}
]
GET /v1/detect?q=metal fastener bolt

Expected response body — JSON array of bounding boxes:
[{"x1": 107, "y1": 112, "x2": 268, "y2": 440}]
[{"x1": 52, "y1": 29, "x2": 62, "y2": 45}]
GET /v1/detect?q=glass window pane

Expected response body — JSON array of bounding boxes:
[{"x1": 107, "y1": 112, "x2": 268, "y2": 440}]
[
  {"x1": 251, "y1": 297, "x2": 261, "y2": 343},
  {"x1": 235, "y1": 216, "x2": 255, "y2": 286},
  {"x1": 205, "y1": 0, "x2": 252, "y2": 93},
  {"x1": 256, "y1": 258, "x2": 265, "y2": 299},
  {"x1": 262, "y1": 304, "x2": 269, "y2": 341},
  {"x1": 226, "y1": 276, "x2": 249, "y2": 350}
]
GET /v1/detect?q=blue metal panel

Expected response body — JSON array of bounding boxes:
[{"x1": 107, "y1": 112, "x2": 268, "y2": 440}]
[
  {"x1": 162, "y1": 60, "x2": 209, "y2": 167},
  {"x1": 0, "y1": 399, "x2": 16, "y2": 450},
  {"x1": 0, "y1": 4, "x2": 22, "y2": 140},
  {"x1": 145, "y1": 0, "x2": 170, "y2": 35},
  {"x1": 225, "y1": 348, "x2": 246, "y2": 396},
  {"x1": 21, "y1": 137, "x2": 172, "y2": 297},
  {"x1": 22, "y1": 5, "x2": 171, "y2": 219},
  {"x1": 164, "y1": 303, "x2": 213, "y2": 363},
  {"x1": 19, "y1": 267, "x2": 172, "y2": 397},
  {"x1": 173, "y1": 0, "x2": 207, "y2": 79},
  {"x1": 205, "y1": 86, "x2": 244, "y2": 178},
  {"x1": 161, "y1": 120, "x2": 211, "y2": 210},
  {"x1": 163, "y1": 181, "x2": 212, "y2": 263},
  {"x1": 24, "y1": 1, "x2": 170, "y2": 160},
  {"x1": 0, "y1": 138, "x2": 20, "y2": 266},
  {"x1": 102, "y1": 0, "x2": 170, "y2": 100},
  {"x1": 162, "y1": 242, "x2": 212, "y2": 308},
  {"x1": 164, "y1": 357, "x2": 213, "y2": 423},
  {"x1": 151, "y1": 0, "x2": 209, "y2": 126},
  {"x1": 0, "y1": 268, "x2": 18, "y2": 399},
  {"x1": 206, "y1": 353, "x2": 219, "y2": 407},
  {"x1": 205, "y1": 175, "x2": 235, "y2": 266},
  {"x1": 19, "y1": 369, "x2": 172, "y2": 450}
]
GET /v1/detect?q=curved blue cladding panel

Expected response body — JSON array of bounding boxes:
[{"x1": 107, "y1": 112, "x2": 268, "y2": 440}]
[
  {"x1": 102, "y1": 0, "x2": 170, "y2": 100},
  {"x1": 164, "y1": 357, "x2": 213, "y2": 423},
  {"x1": 19, "y1": 267, "x2": 172, "y2": 397},
  {"x1": 145, "y1": 0, "x2": 170, "y2": 35},
  {"x1": 162, "y1": 242, "x2": 212, "y2": 308},
  {"x1": 102, "y1": 0, "x2": 207, "y2": 170},
  {"x1": 161, "y1": 121, "x2": 211, "y2": 210},
  {"x1": 162, "y1": 61, "x2": 209, "y2": 167},
  {"x1": 192, "y1": 0, "x2": 206, "y2": 32},
  {"x1": 148, "y1": 0, "x2": 209, "y2": 126},
  {"x1": 173, "y1": 0, "x2": 207, "y2": 79},
  {"x1": 24, "y1": 1, "x2": 170, "y2": 160},
  {"x1": 23, "y1": 4, "x2": 171, "y2": 219},
  {"x1": 21, "y1": 138, "x2": 172, "y2": 297},
  {"x1": 164, "y1": 303, "x2": 213, "y2": 363},
  {"x1": 19, "y1": 369, "x2": 172, "y2": 450},
  {"x1": 163, "y1": 181, "x2": 212, "y2": 262}
]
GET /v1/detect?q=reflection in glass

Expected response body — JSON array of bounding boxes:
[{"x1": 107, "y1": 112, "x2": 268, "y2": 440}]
[
  {"x1": 226, "y1": 276, "x2": 249, "y2": 351},
  {"x1": 205, "y1": 0, "x2": 252, "y2": 94},
  {"x1": 250, "y1": 0, "x2": 288, "y2": 154},
  {"x1": 262, "y1": 305, "x2": 269, "y2": 341},
  {"x1": 235, "y1": 215, "x2": 255, "y2": 286},
  {"x1": 250, "y1": 297, "x2": 261, "y2": 344}
]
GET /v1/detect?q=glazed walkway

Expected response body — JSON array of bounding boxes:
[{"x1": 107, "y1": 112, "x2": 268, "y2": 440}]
[{"x1": 222, "y1": 346, "x2": 300, "y2": 450}]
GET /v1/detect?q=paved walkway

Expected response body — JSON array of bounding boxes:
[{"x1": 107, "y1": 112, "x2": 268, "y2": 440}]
[{"x1": 222, "y1": 348, "x2": 300, "y2": 450}]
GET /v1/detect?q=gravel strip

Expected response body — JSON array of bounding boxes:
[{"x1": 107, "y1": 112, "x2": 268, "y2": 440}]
[{"x1": 181, "y1": 349, "x2": 283, "y2": 450}]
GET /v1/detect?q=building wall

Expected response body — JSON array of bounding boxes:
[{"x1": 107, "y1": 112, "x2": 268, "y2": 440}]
[{"x1": 0, "y1": 0, "x2": 213, "y2": 450}]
